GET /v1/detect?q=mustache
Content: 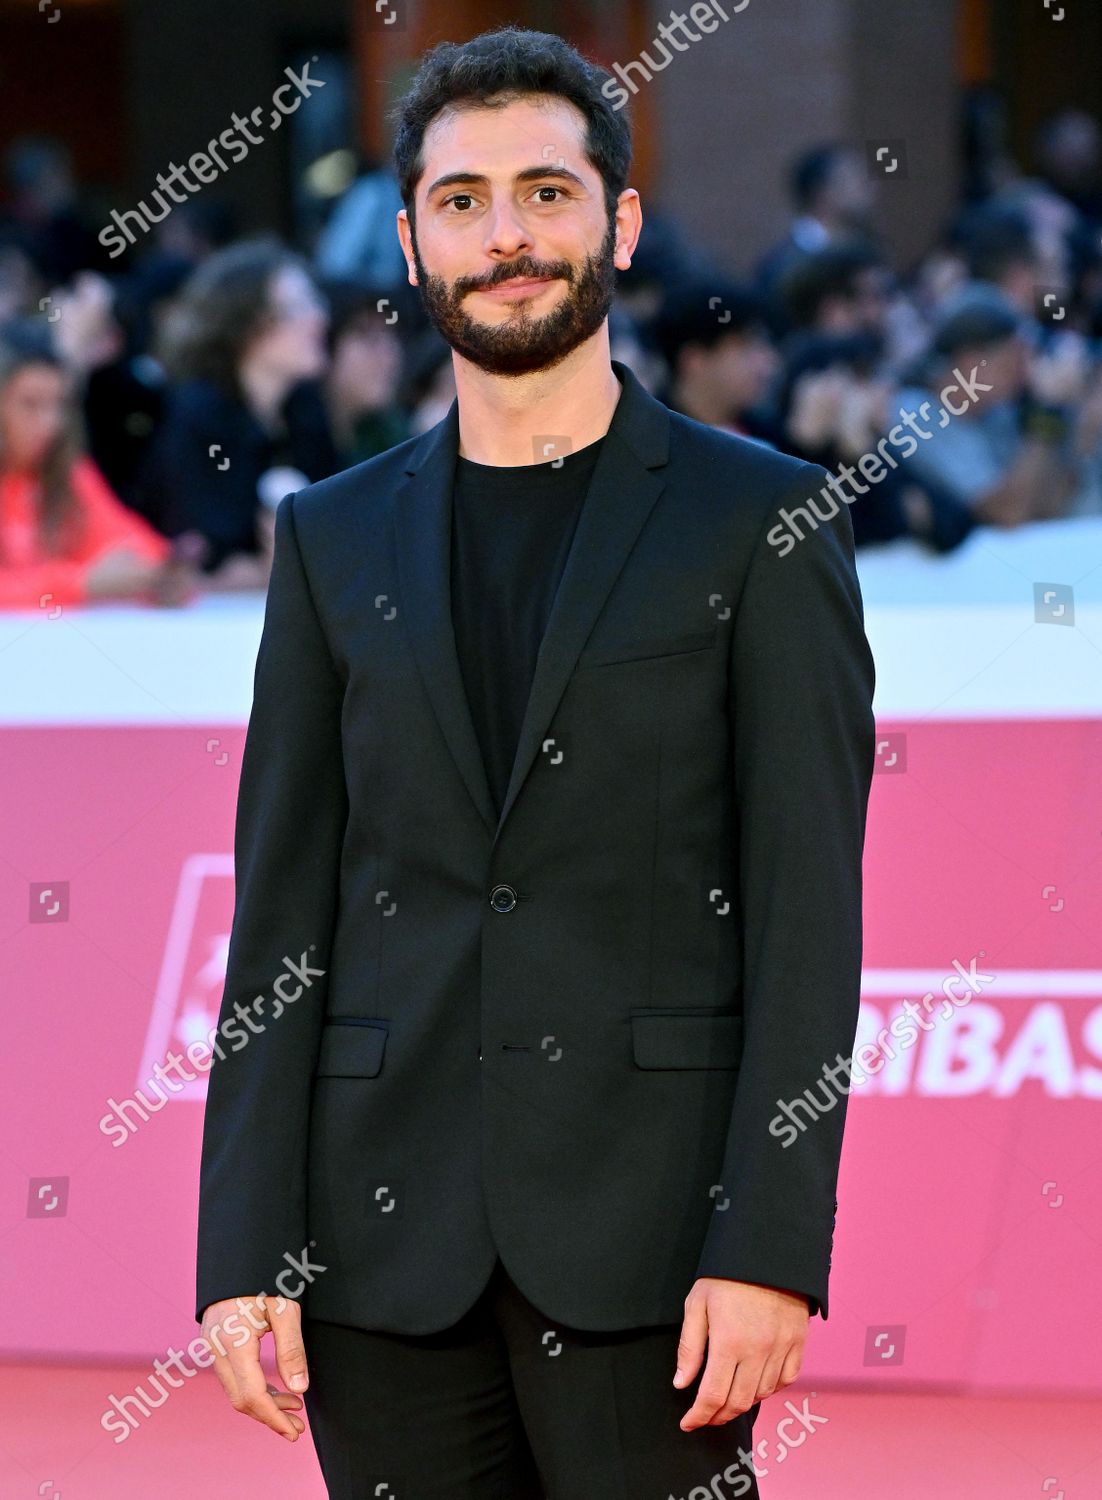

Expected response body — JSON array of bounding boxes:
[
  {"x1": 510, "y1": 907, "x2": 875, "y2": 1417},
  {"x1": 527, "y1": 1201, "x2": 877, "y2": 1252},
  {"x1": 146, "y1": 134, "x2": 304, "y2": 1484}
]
[{"x1": 457, "y1": 260, "x2": 574, "y2": 294}]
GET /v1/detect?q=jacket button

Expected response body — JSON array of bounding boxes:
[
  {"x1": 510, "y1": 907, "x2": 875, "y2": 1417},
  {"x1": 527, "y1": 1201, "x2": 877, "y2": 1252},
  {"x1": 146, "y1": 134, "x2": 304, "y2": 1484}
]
[{"x1": 489, "y1": 883, "x2": 518, "y2": 912}]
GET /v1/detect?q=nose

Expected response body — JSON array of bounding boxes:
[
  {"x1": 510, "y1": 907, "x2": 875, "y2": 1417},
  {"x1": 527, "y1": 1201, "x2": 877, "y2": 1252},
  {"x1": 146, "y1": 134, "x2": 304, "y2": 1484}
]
[{"x1": 482, "y1": 198, "x2": 533, "y2": 264}]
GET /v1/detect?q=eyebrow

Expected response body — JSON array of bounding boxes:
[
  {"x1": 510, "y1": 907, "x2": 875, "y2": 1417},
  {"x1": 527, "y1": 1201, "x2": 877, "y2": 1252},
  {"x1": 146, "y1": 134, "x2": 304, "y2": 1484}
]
[{"x1": 424, "y1": 164, "x2": 588, "y2": 199}]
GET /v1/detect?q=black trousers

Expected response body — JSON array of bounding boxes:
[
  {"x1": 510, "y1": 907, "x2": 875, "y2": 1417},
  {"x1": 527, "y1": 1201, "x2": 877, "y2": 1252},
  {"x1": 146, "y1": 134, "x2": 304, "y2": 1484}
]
[{"x1": 301, "y1": 1256, "x2": 762, "y2": 1499}]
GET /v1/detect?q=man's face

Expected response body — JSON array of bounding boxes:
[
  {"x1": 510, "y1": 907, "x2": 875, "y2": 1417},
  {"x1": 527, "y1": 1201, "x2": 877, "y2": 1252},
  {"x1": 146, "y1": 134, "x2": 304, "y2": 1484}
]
[
  {"x1": 954, "y1": 334, "x2": 1028, "y2": 408},
  {"x1": 703, "y1": 330, "x2": 780, "y2": 416},
  {"x1": 397, "y1": 94, "x2": 634, "y2": 377},
  {"x1": 825, "y1": 150, "x2": 876, "y2": 227}
]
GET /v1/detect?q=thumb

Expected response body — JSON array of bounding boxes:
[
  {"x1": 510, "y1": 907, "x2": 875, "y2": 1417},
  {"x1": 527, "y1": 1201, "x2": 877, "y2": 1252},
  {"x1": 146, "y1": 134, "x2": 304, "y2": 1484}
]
[
  {"x1": 267, "y1": 1293, "x2": 310, "y2": 1393},
  {"x1": 673, "y1": 1286, "x2": 708, "y2": 1388}
]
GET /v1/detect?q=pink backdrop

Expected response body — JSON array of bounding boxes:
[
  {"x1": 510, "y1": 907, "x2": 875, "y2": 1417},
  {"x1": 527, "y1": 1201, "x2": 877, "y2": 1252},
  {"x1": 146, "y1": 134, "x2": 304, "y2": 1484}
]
[{"x1": 4, "y1": 525, "x2": 1100, "y2": 1393}]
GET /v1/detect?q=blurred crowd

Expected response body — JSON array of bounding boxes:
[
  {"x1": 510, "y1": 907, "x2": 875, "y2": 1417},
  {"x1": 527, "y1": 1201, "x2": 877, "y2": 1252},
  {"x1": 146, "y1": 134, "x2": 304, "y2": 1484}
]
[{"x1": 3, "y1": 107, "x2": 1102, "y2": 609}]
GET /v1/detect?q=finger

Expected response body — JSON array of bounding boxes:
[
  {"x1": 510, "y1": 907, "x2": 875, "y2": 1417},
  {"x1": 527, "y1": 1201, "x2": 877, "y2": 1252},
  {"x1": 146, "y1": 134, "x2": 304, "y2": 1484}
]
[
  {"x1": 679, "y1": 1339, "x2": 739, "y2": 1430},
  {"x1": 708, "y1": 1356, "x2": 765, "y2": 1425},
  {"x1": 268, "y1": 1295, "x2": 310, "y2": 1393},
  {"x1": 224, "y1": 1335, "x2": 303, "y2": 1440},
  {"x1": 265, "y1": 1383, "x2": 307, "y2": 1432},
  {"x1": 752, "y1": 1347, "x2": 789, "y2": 1404},
  {"x1": 779, "y1": 1342, "x2": 804, "y2": 1386},
  {"x1": 672, "y1": 1293, "x2": 708, "y2": 1389}
]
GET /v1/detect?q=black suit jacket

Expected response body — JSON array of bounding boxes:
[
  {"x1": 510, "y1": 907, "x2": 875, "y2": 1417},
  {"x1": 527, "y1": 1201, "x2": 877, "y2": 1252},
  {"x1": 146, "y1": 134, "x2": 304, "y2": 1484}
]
[{"x1": 195, "y1": 359, "x2": 876, "y2": 1333}]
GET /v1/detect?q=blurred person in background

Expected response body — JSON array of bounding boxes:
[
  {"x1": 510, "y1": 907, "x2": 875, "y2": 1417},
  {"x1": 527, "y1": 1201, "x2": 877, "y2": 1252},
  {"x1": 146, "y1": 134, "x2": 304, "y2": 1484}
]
[
  {"x1": 147, "y1": 196, "x2": 237, "y2": 270},
  {"x1": 776, "y1": 327, "x2": 976, "y2": 552},
  {"x1": 778, "y1": 239, "x2": 894, "y2": 345},
  {"x1": 770, "y1": 241, "x2": 962, "y2": 548},
  {"x1": 320, "y1": 276, "x2": 411, "y2": 466},
  {"x1": 901, "y1": 220, "x2": 973, "y2": 347},
  {"x1": 650, "y1": 277, "x2": 781, "y2": 442},
  {"x1": 76, "y1": 256, "x2": 194, "y2": 517},
  {"x1": 0, "y1": 136, "x2": 113, "y2": 284},
  {"x1": 26, "y1": 267, "x2": 179, "y2": 520},
  {"x1": 86, "y1": 199, "x2": 240, "y2": 500},
  {"x1": 998, "y1": 180, "x2": 1078, "y2": 307},
  {"x1": 1032, "y1": 108, "x2": 1102, "y2": 230},
  {"x1": 1063, "y1": 217, "x2": 1102, "y2": 339},
  {"x1": 609, "y1": 205, "x2": 710, "y2": 326},
  {"x1": 313, "y1": 151, "x2": 410, "y2": 291},
  {"x1": 892, "y1": 282, "x2": 1087, "y2": 528},
  {"x1": 753, "y1": 144, "x2": 880, "y2": 330},
  {"x1": 607, "y1": 302, "x2": 663, "y2": 394},
  {"x1": 138, "y1": 236, "x2": 339, "y2": 589},
  {"x1": 81, "y1": 203, "x2": 239, "y2": 513},
  {"x1": 0, "y1": 322, "x2": 195, "y2": 608},
  {"x1": 402, "y1": 326, "x2": 457, "y2": 434},
  {"x1": 951, "y1": 201, "x2": 1044, "y2": 319},
  {"x1": 0, "y1": 237, "x2": 39, "y2": 324}
]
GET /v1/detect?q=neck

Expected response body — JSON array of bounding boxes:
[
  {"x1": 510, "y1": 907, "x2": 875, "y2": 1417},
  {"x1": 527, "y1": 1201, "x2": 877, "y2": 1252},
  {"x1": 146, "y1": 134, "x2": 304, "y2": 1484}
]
[
  {"x1": 238, "y1": 359, "x2": 292, "y2": 428},
  {"x1": 454, "y1": 334, "x2": 622, "y2": 466}
]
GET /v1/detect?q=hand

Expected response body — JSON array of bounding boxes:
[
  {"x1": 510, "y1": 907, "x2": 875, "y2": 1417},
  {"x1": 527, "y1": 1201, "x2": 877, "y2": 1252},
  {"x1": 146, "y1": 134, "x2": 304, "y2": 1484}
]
[
  {"x1": 148, "y1": 555, "x2": 201, "y2": 607},
  {"x1": 200, "y1": 1291, "x2": 310, "y2": 1442},
  {"x1": 1028, "y1": 332, "x2": 1092, "y2": 408},
  {"x1": 84, "y1": 547, "x2": 162, "y2": 600},
  {"x1": 787, "y1": 368, "x2": 847, "y2": 449},
  {"x1": 202, "y1": 549, "x2": 272, "y2": 592},
  {"x1": 49, "y1": 272, "x2": 122, "y2": 375},
  {"x1": 674, "y1": 1278, "x2": 809, "y2": 1430},
  {"x1": 836, "y1": 377, "x2": 894, "y2": 459}
]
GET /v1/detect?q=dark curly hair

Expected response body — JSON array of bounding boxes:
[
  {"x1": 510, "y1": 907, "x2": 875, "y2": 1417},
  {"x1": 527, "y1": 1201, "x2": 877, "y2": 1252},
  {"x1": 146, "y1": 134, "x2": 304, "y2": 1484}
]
[{"x1": 388, "y1": 26, "x2": 632, "y2": 231}]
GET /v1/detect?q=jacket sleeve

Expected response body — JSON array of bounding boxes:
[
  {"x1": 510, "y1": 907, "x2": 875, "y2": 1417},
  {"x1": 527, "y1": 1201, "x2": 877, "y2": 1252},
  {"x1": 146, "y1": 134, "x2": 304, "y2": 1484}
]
[
  {"x1": 693, "y1": 462, "x2": 876, "y2": 1320},
  {"x1": 195, "y1": 490, "x2": 348, "y2": 1323}
]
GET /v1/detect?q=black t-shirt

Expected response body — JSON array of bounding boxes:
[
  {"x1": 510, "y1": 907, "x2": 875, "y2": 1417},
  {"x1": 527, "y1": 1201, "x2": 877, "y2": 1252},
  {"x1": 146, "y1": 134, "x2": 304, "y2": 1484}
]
[{"x1": 450, "y1": 434, "x2": 606, "y2": 817}]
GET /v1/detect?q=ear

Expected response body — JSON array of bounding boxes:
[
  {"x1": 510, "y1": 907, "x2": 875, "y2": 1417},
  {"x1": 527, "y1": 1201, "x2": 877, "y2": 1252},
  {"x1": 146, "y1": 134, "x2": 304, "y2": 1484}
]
[{"x1": 396, "y1": 210, "x2": 418, "y2": 286}]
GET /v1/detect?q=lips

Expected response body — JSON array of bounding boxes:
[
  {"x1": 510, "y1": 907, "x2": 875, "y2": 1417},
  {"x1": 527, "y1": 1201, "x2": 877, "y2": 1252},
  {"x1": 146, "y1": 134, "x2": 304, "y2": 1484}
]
[{"x1": 478, "y1": 276, "x2": 554, "y2": 298}]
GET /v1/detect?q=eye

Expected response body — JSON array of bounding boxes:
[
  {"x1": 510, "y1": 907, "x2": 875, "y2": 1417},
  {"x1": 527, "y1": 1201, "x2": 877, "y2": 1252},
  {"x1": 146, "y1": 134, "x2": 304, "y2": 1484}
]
[
  {"x1": 534, "y1": 185, "x2": 564, "y2": 203},
  {"x1": 442, "y1": 193, "x2": 475, "y2": 212}
]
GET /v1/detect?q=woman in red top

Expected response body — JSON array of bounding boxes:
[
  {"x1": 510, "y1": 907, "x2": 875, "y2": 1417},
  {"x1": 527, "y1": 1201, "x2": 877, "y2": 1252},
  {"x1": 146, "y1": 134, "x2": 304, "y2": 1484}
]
[{"x1": 0, "y1": 325, "x2": 195, "y2": 609}]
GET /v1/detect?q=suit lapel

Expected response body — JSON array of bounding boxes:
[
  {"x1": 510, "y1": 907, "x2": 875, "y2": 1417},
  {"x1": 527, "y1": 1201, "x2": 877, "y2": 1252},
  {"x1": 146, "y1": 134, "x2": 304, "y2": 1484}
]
[
  {"x1": 393, "y1": 399, "x2": 498, "y2": 835},
  {"x1": 393, "y1": 359, "x2": 671, "y2": 847}
]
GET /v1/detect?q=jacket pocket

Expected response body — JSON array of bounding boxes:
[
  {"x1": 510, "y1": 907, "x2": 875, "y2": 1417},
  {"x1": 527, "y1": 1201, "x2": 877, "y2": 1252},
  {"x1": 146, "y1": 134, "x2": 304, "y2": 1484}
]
[
  {"x1": 629, "y1": 1009, "x2": 742, "y2": 1069},
  {"x1": 576, "y1": 625, "x2": 717, "y2": 669},
  {"x1": 314, "y1": 1018, "x2": 389, "y2": 1078}
]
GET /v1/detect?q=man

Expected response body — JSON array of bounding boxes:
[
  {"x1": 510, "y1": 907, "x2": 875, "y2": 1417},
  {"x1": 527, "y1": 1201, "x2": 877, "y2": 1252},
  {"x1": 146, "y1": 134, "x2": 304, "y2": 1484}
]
[
  {"x1": 195, "y1": 26, "x2": 876, "y2": 1498},
  {"x1": 893, "y1": 282, "x2": 1082, "y2": 527},
  {"x1": 752, "y1": 142, "x2": 879, "y2": 331},
  {"x1": 651, "y1": 276, "x2": 782, "y2": 442}
]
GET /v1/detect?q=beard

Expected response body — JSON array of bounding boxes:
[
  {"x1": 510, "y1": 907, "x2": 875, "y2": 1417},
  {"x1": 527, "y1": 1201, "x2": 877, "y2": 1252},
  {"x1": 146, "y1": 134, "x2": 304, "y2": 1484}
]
[{"x1": 409, "y1": 215, "x2": 619, "y2": 377}]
